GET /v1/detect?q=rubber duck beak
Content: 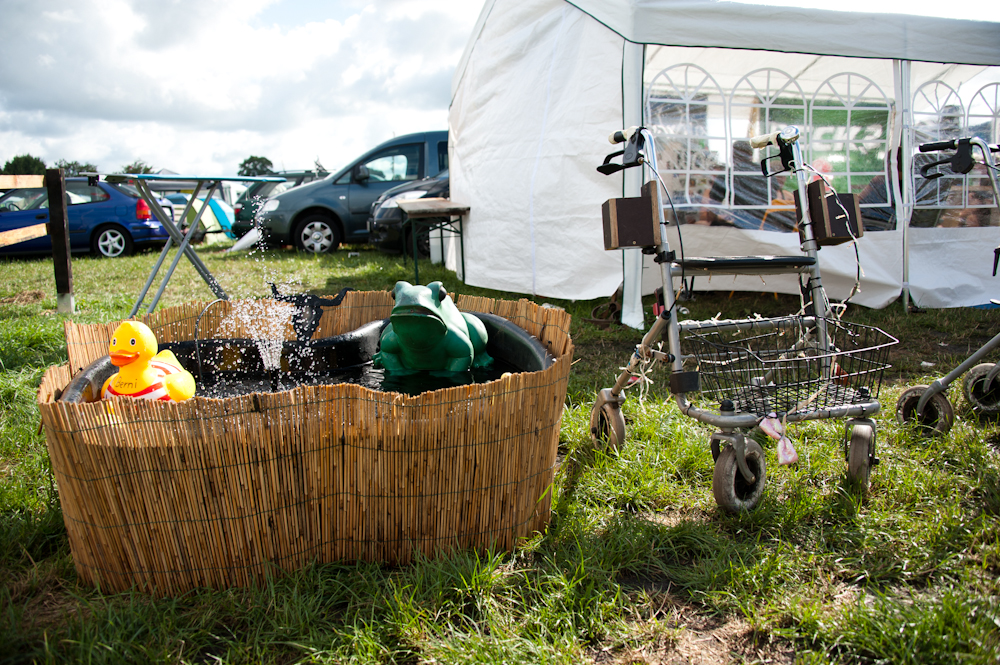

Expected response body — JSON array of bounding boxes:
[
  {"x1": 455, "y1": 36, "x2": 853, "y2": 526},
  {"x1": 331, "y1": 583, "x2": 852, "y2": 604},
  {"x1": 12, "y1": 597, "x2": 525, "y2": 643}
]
[{"x1": 110, "y1": 350, "x2": 139, "y2": 367}]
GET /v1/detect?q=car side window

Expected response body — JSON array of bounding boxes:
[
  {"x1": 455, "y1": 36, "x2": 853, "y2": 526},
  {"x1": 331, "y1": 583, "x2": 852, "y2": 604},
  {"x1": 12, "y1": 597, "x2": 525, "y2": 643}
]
[
  {"x1": 360, "y1": 144, "x2": 422, "y2": 183},
  {"x1": 0, "y1": 188, "x2": 48, "y2": 211},
  {"x1": 437, "y1": 141, "x2": 448, "y2": 174},
  {"x1": 66, "y1": 183, "x2": 110, "y2": 205}
]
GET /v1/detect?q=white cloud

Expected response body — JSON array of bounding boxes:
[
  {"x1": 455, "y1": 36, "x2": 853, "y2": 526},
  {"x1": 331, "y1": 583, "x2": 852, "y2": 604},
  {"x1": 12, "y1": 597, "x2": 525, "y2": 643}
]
[
  {"x1": 4, "y1": 0, "x2": 994, "y2": 176},
  {"x1": 0, "y1": 0, "x2": 485, "y2": 174}
]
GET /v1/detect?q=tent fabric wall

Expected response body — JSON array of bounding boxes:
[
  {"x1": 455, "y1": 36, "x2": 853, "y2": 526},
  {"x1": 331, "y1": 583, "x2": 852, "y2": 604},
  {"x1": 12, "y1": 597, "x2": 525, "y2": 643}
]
[
  {"x1": 449, "y1": 0, "x2": 1000, "y2": 314},
  {"x1": 449, "y1": 0, "x2": 627, "y2": 300}
]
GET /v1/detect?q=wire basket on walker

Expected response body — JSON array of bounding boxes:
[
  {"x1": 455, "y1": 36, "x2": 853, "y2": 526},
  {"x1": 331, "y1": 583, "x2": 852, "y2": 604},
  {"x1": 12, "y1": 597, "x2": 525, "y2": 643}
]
[{"x1": 590, "y1": 125, "x2": 898, "y2": 512}]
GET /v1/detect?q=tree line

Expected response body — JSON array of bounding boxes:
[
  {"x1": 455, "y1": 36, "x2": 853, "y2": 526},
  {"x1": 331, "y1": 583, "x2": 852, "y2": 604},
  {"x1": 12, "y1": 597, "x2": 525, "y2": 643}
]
[
  {"x1": 2, "y1": 154, "x2": 328, "y2": 178},
  {"x1": 1, "y1": 154, "x2": 154, "y2": 176}
]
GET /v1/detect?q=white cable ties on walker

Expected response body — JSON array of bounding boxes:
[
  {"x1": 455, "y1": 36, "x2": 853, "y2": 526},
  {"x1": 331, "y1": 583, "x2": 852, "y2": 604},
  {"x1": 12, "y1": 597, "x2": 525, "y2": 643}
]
[{"x1": 759, "y1": 412, "x2": 798, "y2": 466}]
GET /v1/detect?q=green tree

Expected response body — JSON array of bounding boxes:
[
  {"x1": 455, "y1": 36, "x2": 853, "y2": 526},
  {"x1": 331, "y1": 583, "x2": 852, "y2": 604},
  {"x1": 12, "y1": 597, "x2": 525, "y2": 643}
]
[
  {"x1": 119, "y1": 160, "x2": 154, "y2": 175},
  {"x1": 55, "y1": 159, "x2": 99, "y2": 176},
  {"x1": 238, "y1": 156, "x2": 274, "y2": 176},
  {"x1": 1, "y1": 154, "x2": 47, "y2": 175}
]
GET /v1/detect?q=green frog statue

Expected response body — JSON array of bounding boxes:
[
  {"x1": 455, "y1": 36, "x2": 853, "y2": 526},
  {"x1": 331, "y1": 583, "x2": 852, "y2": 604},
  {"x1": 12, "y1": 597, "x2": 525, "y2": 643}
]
[{"x1": 375, "y1": 281, "x2": 493, "y2": 375}]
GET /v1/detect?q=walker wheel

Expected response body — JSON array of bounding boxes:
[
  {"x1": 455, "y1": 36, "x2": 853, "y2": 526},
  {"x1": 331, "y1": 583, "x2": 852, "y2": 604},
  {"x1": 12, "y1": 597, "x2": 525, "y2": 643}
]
[
  {"x1": 591, "y1": 401, "x2": 626, "y2": 453},
  {"x1": 712, "y1": 439, "x2": 766, "y2": 513},
  {"x1": 962, "y1": 363, "x2": 1000, "y2": 418},
  {"x1": 895, "y1": 385, "x2": 954, "y2": 437},
  {"x1": 846, "y1": 421, "x2": 875, "y2": 492}
]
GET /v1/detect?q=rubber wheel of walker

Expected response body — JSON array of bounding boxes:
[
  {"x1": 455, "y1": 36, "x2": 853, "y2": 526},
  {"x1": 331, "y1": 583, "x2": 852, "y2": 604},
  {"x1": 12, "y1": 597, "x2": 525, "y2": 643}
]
[
  {"x1": 963, "y1": 363, "x2": 1000, "y2": 418},
  {"x1": 895, "y1": 385, "x2": 954, "y2": 437},
  {"x1": 591, "y1": 402, "x2": 625, "y2": 453},
  {"x1": 712, "y1": 439, "x2": 766, "y2": 513},
  {"x1": 846, "y1": 422, "x2": 875, "y2": 492}
]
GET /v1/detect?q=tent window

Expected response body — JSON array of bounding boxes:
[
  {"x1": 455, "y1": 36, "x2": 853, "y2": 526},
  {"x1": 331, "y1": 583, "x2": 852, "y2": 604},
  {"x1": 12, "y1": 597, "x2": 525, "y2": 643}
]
[
  {"x1": 810, "y1": 73, "x2": 892, "y2": 231},
  {"x1": 645, "y1": 64, "x2": 727, "y2": 222},
  {"x1": 644, "y1": 59, "x2": 895, "y2": 232},
  {"x1": 911, "y1": 80, "x2": 1000, "y2": 228}
]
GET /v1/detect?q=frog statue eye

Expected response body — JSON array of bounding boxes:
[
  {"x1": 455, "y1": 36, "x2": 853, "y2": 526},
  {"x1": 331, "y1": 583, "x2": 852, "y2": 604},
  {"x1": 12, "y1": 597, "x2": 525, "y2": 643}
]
[{"x1": 438, "y1": 285, "x2": 447, "y2": 302}]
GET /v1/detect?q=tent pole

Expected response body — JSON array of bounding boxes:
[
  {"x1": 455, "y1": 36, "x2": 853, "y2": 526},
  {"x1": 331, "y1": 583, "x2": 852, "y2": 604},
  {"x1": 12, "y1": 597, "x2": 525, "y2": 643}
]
[
  {"x1": 895, "y1": 60, "x2": 914, "y2": 313},
  {"x1": 620, "y1": 40, "x2": 646, "y2": 329}
]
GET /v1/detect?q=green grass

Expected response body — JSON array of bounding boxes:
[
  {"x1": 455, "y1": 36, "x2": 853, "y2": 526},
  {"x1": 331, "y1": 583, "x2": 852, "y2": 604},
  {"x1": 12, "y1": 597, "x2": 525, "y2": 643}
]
[{"x1": 1, "y1": 244, "x2": 999, "y2": 663}]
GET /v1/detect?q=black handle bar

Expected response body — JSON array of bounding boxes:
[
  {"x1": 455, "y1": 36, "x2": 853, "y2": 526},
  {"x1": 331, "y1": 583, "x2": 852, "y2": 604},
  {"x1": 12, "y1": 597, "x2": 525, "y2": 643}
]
[{"x1": 919, "y1": 140, "x2": 959, "y2": 152}]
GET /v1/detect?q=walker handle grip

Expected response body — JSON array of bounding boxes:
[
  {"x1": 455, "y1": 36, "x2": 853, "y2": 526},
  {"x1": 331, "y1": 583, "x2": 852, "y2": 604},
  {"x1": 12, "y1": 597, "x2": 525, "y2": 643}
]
[
  {"x1": 919, "y1": 140, "x2": 957, "y2": 152},
  {"x1": 609, "y1": 126, "x2": 640, "y2": 144},
  {"x1": 749, "y1": 132, "x2": 780, "y2": 149}
]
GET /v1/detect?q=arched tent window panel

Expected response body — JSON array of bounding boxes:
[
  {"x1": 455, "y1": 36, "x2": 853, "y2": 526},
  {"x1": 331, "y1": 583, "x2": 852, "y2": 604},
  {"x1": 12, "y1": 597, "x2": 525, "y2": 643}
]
[
  {"x1": 965, "y1": 82, "x2": 1000, "y2": 227},
  {"x1": 968, "y1": 82, "x2": 1000, "y2": 142},
  {"x1": 910, "y1": 81, "x2": 969, "y2": 227},
  {"x1": 727, "y1": 68, "x2": 806, "y2": 232},
  {"x1": 809, "y1": 72, "x2": 894, "y2": 231},
  {"x1": 644, "y1": 63, "x2": 727, "y2": 223}
]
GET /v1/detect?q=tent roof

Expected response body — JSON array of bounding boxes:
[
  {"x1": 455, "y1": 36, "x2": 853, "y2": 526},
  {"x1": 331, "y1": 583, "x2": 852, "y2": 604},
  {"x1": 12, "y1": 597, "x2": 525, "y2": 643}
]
[
  {"x1": 454, "y1": 0, "x2": 1000, "y2": 100},
  {"x1": 570, "y1": 0, "x2": 1000, "y2": 66}
]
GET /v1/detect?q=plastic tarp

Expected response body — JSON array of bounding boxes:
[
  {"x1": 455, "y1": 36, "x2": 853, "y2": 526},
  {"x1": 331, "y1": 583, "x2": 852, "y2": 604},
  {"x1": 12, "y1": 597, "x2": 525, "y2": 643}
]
[{"x1": 449, "y1": 0, "x2": 1000, "y2": 319}]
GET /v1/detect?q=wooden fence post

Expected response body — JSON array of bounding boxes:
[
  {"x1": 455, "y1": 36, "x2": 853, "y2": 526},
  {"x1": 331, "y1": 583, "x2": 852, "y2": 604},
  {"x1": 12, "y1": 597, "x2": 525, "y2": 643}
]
[{"x1": 45, "y1": 168, "x2": 74, "y2": 314}]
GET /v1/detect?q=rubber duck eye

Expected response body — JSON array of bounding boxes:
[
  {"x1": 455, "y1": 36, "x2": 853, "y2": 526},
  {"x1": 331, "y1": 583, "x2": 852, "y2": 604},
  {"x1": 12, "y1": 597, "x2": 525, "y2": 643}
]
[
  {"x1": 112, "y1": 337, "x2": 117, "y2": 346},
  {"x1": 130, "y1": 338, "x2": 136, "y2": 346}
]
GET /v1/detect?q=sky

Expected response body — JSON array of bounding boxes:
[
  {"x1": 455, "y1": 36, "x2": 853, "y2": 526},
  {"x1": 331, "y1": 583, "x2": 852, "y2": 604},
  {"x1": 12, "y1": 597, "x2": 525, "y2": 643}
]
[
  {"x1": 0, "y1": 0, "x2": 486, "y2": 176},
  {"x1": 1, "y1": 0, "x2": 997, "y2": 177}
]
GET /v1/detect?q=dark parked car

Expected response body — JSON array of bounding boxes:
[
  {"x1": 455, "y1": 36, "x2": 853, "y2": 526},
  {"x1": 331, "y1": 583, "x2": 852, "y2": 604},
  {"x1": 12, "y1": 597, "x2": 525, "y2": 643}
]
[
  {"x1": 0, "y1": 178, "x2": 172, "y2": 258},
  {"x1": 231, "y1": 169, "x2": 327, "y2": 237},
  {"x1": 254, "y1": 131, "x2": 448, "y2": 253},
  {"x1": 368, "y1": 169, "x2": 449, "y2": 257}
]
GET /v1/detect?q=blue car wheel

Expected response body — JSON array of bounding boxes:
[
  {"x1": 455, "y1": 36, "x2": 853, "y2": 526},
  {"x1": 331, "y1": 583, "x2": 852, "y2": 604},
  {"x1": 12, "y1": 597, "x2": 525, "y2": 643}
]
[{"x1": 92, "y1": 224, "x2": 134, "y2": 258}]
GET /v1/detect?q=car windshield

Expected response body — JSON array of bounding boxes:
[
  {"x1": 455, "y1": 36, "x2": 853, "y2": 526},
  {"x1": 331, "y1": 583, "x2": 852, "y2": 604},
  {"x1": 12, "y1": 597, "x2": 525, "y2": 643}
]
[
  {"x1": 0, "y1": 188, "x2": 48, "y2": 211},
  {"x1": 433, "y1": 168, "x2": 449, "y2": 178}
]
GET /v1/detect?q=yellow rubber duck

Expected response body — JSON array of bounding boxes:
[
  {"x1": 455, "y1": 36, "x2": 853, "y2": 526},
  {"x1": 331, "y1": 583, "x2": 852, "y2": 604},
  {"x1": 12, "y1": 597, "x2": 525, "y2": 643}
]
[{"x1": 101, "y1": 321, "x2": 196, "y2": 402}]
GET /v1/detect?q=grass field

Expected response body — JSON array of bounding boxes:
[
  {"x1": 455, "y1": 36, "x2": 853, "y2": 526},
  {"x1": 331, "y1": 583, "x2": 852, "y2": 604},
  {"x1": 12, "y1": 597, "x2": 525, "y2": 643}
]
[{"x1": 1, "y1": 243, "x2": 998, "y2": 664}]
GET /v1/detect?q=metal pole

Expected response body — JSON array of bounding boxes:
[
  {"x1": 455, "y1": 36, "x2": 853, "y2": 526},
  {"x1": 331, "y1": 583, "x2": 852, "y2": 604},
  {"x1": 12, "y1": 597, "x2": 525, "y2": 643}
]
[
  {"x1": 897, "y1": 60, "x2": 913, "y2": 312},
  {"x1": 137, "y1": 180, "x2": 227, "y2": 302},
  {"x1": 146, "y1": 181, "x2": 221, "y2": 313},
  {"x1": 129, "y1": 181, "x2": 205, "y2": 316},
  {"x1": 788, "y1": 131, "x2": 831, "y2": 369}
]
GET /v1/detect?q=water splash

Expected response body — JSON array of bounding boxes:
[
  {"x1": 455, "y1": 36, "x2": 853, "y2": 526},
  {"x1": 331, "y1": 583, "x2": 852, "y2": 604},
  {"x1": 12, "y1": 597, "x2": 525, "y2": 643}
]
[{"x1": 219, "y1": 299, "x2": 294, "y2": 372}]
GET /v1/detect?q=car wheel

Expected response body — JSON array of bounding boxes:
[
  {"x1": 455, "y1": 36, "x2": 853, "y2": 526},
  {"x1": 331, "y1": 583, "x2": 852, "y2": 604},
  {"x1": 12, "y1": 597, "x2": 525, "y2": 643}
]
[
  {"x1": 91, "y1": 225, "x2": 134, "y2": 258},
  {"x1": 403, "y1": 228, "x2": 431, "y2": 258},
  {"x1": 294, "y1": 214, "x2": 341, "y2": 254}
]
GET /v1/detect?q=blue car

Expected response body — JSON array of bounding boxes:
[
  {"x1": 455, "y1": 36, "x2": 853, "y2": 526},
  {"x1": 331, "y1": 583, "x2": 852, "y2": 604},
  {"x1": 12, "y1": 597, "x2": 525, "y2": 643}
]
[{"x1": 0, "y1": 177, "x2": 171, "y2": 258}]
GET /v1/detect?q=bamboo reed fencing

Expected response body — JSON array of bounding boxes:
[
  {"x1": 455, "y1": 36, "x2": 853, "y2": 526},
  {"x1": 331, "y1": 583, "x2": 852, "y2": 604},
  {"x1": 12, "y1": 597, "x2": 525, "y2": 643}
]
[{"x1": 37, "y1": 292, "x2": 573, "y2": 595}]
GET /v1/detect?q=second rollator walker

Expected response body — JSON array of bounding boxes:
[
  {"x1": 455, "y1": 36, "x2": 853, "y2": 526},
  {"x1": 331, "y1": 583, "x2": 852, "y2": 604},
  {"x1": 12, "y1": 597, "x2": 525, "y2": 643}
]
[{"x1": 591, "y1": 126, "x2": 897, "y2": 512}]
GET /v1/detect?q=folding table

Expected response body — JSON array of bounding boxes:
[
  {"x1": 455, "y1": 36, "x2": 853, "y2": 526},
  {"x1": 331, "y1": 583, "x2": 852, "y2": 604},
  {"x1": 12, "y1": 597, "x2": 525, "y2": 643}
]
[
  {"x1": 103, "y1": 174, "x2": 284, "y2": 316},
  {"x1": 396, "y1": 197, "x2": 469, "y2": 285}
]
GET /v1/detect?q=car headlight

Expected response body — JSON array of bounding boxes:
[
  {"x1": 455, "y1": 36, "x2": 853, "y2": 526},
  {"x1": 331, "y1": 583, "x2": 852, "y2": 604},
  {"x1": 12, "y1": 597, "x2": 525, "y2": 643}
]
[
  {"x1": 262, "y1": 198, "x2": 280, "y2": 213},
  {"x1": 380, "y1": 190, "x2": 429, "y2": 209}
]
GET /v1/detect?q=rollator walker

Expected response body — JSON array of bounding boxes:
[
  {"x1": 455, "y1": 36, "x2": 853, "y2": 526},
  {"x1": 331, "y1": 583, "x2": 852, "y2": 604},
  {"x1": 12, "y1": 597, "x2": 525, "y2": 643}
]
[
  {"x1": 896, "y1": 136, "x2": 1000, "y2": 436},
  {"x1": 591, "y1": 126, "x2": 897, "y2": 512}
]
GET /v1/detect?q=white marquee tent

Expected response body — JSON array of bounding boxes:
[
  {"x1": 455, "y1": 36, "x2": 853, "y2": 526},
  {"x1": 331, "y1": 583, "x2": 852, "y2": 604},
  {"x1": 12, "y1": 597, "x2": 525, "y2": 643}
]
[{"x1": 447, "y1": 0, "x2": 1000, "y2": 327}]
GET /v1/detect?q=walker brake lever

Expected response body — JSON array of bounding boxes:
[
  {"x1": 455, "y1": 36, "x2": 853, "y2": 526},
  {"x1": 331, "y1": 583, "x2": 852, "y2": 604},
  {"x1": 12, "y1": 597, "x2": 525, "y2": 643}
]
[
  {"x1": 597, "y1": 131, "x2": 646, "y2": 175},
  {"x1": 950, "y1": 142, "x2": 975, "y2": 174},
  {"x1": 760, "y1": 140, "x2": 794, "y2": 177},
  {"x1": 920, "y1": 157, "x2": 950, "y2": 180},
  {"x1": 993, "y1": 245, "x2": 999, "y2": 277}
]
